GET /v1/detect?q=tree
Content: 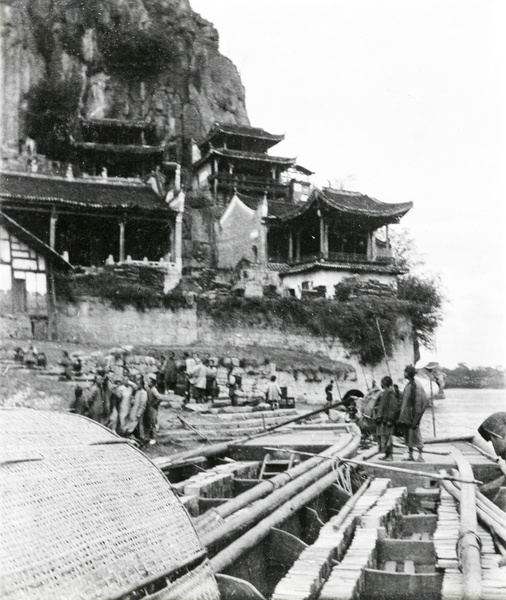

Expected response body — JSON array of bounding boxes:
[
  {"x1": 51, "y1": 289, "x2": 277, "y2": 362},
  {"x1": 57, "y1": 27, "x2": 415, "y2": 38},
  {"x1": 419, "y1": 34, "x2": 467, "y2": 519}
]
[{"x1": 390, "y1": 228, "x2": 445, "y2": 353}]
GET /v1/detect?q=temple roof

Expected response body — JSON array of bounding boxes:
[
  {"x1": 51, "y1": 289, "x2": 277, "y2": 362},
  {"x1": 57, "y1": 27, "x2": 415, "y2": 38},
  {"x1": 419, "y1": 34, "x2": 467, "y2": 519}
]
[
  {"x1": 200, "y1": 122, "x2": 284, "y2": 147},
  {"x1": 195, "y1": 147, "x2": 296, "y2": 169},
  {"x1": 280, "y1": 260, "x2": 406, "y2": 277},
  {"x1": 71, "y1": 141, "x2": 165, "y2": 154},
  {"x1": 0, "y1": 211, "x2": 73, "y2": 269},
  {"x1": 270, "y1": 187, "x2": 413, "y2": 226},
  {"x1": 0, "y1": 172, "x2": 174, "y2": 215}
]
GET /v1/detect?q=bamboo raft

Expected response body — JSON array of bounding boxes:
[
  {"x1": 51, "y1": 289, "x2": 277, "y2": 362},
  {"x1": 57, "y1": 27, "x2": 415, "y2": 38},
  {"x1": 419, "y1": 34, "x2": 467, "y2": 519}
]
[{"x1": 1, "y1": 405, "x2": 505, "y2": 600}]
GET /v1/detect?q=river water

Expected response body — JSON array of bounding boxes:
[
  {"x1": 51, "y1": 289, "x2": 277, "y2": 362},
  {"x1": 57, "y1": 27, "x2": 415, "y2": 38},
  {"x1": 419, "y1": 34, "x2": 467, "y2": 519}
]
[{"x1": 420, "y1": 387, "x2": 506, "y2": 439}]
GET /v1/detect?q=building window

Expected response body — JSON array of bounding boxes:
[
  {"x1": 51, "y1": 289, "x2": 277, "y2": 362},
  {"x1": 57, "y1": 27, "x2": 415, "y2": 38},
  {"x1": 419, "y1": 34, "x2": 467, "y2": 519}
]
[{"x1": 252, "y1": 245, "x2": 258, "y2": 262}]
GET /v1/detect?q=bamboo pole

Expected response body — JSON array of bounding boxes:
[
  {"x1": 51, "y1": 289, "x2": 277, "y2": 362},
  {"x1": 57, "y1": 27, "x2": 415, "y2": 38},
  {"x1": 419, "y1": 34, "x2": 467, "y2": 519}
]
[
  {"x1": 268, "y1": 446, "x2": 482, "y2": 485},
  {"x1": 424, "y1": 435, "x2": 474, "y2": 445},
  {"x1": 445, "y1": 449, "x2": 481, "y2": 600},
  {"x1": 210, "y1": 468, "x2": 367, "y2": 573},
  {"x1": 442, "y1": 476, "x2": 506, "y2": 547},
  {"x1": 202, "y1": 434, "x2": 361, "y2": 551},
  {"x1": 210, "y1": 429, "x2": 357, "y2": 522}
]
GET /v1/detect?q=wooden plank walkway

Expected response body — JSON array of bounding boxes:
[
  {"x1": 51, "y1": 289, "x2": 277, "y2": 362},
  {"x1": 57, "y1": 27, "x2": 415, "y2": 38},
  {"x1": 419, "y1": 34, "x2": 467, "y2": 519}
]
[{"x1": 271, "y1": 479, "x2": 408, "y2": 600}]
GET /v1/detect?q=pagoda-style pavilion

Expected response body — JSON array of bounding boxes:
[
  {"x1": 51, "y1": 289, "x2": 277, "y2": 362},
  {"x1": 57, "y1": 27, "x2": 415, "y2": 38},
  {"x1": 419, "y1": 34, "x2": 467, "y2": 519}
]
[
  {"x1": 0, "y1": 172, "x2": 179, "y2": 267},
  {"x1": 265, "y1": 188, "x2": 413, "y2": 297},
  {"x1": 192, "y1": 123, "x2": 297, "y2": 205},
  {"x1": 71, "y1": 118, "x2": 167, "y2": 179}
]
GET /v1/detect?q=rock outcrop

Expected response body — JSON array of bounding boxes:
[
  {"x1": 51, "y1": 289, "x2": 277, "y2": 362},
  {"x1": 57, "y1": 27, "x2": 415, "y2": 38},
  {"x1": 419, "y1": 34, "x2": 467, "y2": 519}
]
[{"x1": 0, "y1": 0, "x2": 249, "y2": 155}]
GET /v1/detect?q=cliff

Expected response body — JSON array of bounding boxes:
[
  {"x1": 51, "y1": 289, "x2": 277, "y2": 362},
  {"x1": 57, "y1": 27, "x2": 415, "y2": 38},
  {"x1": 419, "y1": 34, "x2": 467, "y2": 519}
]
[{"x1": 0, "y1": 0, "x2": 249, "y2": 156}]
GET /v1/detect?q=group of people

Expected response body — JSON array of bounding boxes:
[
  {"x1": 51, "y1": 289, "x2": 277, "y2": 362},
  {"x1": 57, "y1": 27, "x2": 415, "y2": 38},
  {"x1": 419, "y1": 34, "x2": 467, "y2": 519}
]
[
  {"x1": 326, "y1": 365, "x2": 430, "y2": 462},
  {"x1": 71, "y1": 370, "x2": 166, "y2": 446},
  {"x1": 373, "y1": 365, "x2": 429, "y2": 462}
]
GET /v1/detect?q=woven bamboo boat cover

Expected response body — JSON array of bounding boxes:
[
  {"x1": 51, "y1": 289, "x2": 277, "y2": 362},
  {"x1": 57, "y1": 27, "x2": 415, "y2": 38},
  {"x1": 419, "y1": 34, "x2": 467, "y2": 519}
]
[{"x1": 0, "y1": 409, "x2": 220, "y2": 600}]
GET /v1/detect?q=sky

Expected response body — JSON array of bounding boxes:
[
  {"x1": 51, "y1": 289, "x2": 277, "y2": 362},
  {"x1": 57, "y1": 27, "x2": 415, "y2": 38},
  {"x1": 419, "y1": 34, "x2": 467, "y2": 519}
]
[{"x1": 191, "y1": 0, "x2": 506, "y2": 369}]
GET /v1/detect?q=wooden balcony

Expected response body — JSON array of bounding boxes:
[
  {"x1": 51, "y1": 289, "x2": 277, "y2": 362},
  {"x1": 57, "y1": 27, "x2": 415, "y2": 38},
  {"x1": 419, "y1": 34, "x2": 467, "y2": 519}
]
[
  {"x1": 208, "y1": 172, "x2": 288, "y2": 197},
  {"x1": 268, "y1": 252, "x2": 394, "y2": 266}
]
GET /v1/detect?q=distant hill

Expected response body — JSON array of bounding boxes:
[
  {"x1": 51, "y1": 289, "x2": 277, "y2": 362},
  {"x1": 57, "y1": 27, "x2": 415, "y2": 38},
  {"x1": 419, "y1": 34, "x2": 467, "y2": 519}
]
[{"x1": 443, "y1": 364, "x2": 505, "y2": 389}]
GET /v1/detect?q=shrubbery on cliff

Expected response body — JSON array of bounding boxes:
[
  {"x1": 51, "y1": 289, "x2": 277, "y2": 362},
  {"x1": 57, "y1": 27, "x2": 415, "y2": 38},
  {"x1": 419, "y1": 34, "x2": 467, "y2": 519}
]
[{"x1": 197, "y1": 296, "x2": 411, "y2": 367}]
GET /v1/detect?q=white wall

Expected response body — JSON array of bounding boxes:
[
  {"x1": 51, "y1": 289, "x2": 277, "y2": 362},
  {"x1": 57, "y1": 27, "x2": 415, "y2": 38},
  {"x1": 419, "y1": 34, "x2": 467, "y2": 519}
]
[{"x1": 282, "y1": 269, "x2": 397, "y2": 298}]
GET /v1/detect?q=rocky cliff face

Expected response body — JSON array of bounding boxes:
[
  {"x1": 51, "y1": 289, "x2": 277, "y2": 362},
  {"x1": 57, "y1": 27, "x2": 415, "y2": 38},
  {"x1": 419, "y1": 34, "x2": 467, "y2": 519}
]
[{"x1": 1, "y1": 0, "x2": 249, "y2": 155}]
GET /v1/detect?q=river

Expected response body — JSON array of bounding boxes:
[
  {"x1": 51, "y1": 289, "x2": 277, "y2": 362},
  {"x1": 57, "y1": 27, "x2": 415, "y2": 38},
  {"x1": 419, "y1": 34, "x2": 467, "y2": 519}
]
[{"x1": 421, "y1": 387, "x2": 506, "y2": 439}]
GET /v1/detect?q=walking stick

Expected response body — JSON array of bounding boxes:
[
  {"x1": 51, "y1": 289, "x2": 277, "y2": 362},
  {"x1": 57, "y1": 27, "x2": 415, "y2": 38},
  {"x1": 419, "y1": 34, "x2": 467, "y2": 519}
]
[
  {"x1": 429, "y1": 378, "x2": 437, "y2": 437},
  {"x1": 375, "y1": 317, "x2": 392, "y2": 379}
]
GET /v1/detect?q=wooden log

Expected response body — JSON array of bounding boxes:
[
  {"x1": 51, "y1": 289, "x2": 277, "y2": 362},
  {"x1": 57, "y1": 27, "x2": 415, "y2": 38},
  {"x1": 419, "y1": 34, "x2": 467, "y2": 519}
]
[
  {"x1": 201, "y1": 434, "x2": 361, "y2": 551},
  {"x1": 267, "y1": 447, "x2": 482, "y2": 485},
  {"x1": 443, "y1": 481, "x2": 506, "y2": 544},
  {"x1": 210, "y1": 428, "x2": 359, "y2": 522},
  {"x1": 446, "y1": 448, "x2": 482, "y2": 600},
  {"x1": 424, "y1": 435, "x2": 474, "y2": 445},
  {"x1": 210, "y1": 466, "x2": 357, "y2": 573}
]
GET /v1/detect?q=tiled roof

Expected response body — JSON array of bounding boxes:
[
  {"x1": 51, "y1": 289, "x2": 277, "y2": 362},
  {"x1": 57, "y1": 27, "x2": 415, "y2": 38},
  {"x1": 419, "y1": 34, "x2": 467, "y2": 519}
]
[
  {"x1": 319, "y1": 188, "x2": 413, "y2": 218},
  {"x1": 0, "y1": 172, "x2": 173, "y2": 214},
  {"x1": 272, "y1": 188, "x2": 412, "y2": 224},
  {"x1": 195, "y1": 148, "x2": 295, "y2": 169},
  {"x1": 280, "y1": 260, "x2": 406, "y2": 276},
  {"x1": 202, "y1": 122, "x2": 284, "y2": 145},
  {"x1": 0, "y1": 211, "x2": 73, "y2": 269},
  {"x1": 267, "y1": 200, "x2": 300, "y2": 218}
]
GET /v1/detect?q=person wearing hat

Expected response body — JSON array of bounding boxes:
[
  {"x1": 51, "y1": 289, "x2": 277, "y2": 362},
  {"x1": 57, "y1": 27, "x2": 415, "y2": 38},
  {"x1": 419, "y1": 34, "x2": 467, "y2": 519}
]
[
  {"x1": 162, "y1": 351, "x2": 178, "y2": 393},
  {"x1": 398, "y1": 365, "x2": 429, "y2": 462},
  {"x1": 124, "y1": 374, "x2": 148, "y2": 440},
  {"x1": 144, "y1": 373, "x2": 167, "y2": 444}
]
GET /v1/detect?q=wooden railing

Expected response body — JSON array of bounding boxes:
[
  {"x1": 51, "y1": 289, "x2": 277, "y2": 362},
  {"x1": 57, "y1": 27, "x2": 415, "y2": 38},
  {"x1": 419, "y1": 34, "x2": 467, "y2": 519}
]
[{"x1": 268, "y1": 252, "x2": 394, "y2": 266}]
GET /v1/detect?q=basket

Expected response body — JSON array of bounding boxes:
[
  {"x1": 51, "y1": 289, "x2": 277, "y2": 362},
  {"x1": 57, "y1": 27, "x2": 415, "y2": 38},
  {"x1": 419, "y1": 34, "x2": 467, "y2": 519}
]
[{"x1": 0, "y1": 408, "x2": 219, "y2": 600}]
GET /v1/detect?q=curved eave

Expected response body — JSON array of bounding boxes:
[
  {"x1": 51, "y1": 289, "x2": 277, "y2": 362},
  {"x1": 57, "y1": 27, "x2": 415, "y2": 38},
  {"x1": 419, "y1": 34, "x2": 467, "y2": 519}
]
[
  {"x1": 279, "y1": 260, "x2": 407, "y2": 276},
  {"x1": 0, "y1": 193, "x2": 175, "y2": 215},
  {"x1": 194, "y1": 148, "x2": 296, "y2": 170},
  {"x1": 272, "y1": 189, "x2": 413, "y2": 226},
  {"x1": 200, "y1": 123, "x2": 284, "y2": 148}
]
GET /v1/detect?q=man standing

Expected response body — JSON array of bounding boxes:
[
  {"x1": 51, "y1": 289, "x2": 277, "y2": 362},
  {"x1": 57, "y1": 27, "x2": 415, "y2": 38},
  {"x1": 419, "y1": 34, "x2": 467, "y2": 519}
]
[
  {"x1": 374, "y1": 376, "x2": 400, "y2": 461},
  {"x1": 266, "y1": 375, "x2": 282, "y2": 410},
  {"x1": 162, "y1": 351, "x2": 179, "y2": 393},
  {"x1": 87, "y1": 375, "x2": 107, "y2": 424},
  {"x1": 145, "y1": 373, "x2": 166, "y2": 445},
  {"x1": 188, "y1": 354, "x2": 208, "y2": 403},
  {"x1": 398, "y1": 365, "x2": 429, "y2": 462}
]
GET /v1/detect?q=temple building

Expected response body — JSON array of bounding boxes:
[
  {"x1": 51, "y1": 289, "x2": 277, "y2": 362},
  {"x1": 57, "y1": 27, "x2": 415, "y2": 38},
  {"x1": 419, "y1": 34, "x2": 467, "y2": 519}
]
[
  {"x1": 192, "y1": 123, "x2": 311, "y2": 205},
  {"x1": 0, "y1": 172, "x2": 181, "y2": 268},
  {"x1": 70, "y1": 117, "x2": 173, "y2": 180},
  {"x1": 218, "y1": 187, "x2": 412, "y2": 298},
  {"x1": 1, "y1": 114, "x2": 185, "y2": 273}
]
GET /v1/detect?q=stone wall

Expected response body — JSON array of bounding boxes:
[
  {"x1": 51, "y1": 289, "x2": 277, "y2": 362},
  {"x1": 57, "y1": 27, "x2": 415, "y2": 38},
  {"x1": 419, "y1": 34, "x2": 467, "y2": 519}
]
[
  {"x1": 55, "y1": 299, "x2": 198, "y2": 346},
  {"x1": 198, "y1": 316, "x2": 415, "y2": 394},
  {"x1": 52, "y1": 298, "x2": 414, "y2": 395}
]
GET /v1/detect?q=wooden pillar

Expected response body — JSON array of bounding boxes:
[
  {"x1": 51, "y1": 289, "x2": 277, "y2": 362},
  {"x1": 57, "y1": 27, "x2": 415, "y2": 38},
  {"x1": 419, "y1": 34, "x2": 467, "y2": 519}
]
[
  {"x1": 367, "y1": 230, "x2": 376, "y2": 261},
  {"x1": 288, "y1": 232, "x2": 294, "y2": 263},
  {"x1": 119, "y1": 220, "x2": 125, "y2": 262},
  {"x1": 319, "y1": 215, "x2": 328, "y2": 259},
  {"x1": 295, "y1": 231, "x2": 301, "y2": 262},
  {"x1": 49, "y1": 208, "x2": 58, "y2": 250}
]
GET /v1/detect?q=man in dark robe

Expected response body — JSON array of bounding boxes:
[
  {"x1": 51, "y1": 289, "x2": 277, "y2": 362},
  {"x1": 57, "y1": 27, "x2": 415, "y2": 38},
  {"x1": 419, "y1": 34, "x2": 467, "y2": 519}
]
[
  {"x1": 398, "y1": 365, "x2": 429, "y2": 462},
  {"x1": 374, "y1": 375, "x2": 401, "y2": 461}
]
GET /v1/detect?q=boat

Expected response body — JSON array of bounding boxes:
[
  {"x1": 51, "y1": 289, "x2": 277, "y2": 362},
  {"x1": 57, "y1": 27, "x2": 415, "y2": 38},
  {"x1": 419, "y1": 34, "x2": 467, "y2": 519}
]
[{"x1": 1, "y1": 406, "x2": 505, "y2": 600}]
